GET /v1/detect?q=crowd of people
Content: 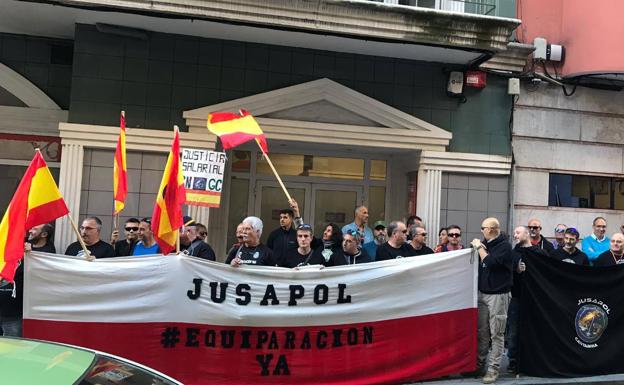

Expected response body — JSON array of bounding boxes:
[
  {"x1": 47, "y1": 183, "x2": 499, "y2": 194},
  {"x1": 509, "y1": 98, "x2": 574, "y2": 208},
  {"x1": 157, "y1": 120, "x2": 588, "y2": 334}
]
[{"x1": 2, "y1": 197, "x2": 624, "y2": 384}]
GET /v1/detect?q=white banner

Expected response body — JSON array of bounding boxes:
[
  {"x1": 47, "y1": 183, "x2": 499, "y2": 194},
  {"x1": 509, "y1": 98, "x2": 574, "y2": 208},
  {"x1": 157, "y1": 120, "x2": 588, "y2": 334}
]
[
  {"x1": 181, "y1": 148, "x2": 226, "y2": 207},
  {"x1": 24, "y1": 250, "x2": 478, "y2": 385}
]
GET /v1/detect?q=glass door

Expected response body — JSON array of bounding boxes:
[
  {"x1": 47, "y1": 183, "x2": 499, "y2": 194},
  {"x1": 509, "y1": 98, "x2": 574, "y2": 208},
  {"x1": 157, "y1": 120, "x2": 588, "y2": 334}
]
[
  {"x1": 254, "y1": 181, "x2": 311, "y2": 243},
  {"x1": 311, "y1": 185, "x2": 363, "y2": 237}
]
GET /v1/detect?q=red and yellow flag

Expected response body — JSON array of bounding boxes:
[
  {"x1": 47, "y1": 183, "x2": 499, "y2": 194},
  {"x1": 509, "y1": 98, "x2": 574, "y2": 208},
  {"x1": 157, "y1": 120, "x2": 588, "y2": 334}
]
[
  {"x1": 0, "y1": 151, "x2": 69, "y2": 281},
  {"x1": 207, "y1": 110, "x2": 268, "y2": 153},
  {"x1": 113, "y1": 112, "x2": 127, "y2": 214},
  {"x1": 152, "y1": 127, "x2": 186, "y2": 255}
]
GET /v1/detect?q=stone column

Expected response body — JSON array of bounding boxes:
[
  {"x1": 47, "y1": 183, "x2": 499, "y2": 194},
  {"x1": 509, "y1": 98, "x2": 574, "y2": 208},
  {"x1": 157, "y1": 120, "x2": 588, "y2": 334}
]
[
  {"x1": 416, "y1": 168, "x2": 442, "y2": 249},
  {"x1": 188, "y1": 205, "x2": 210, "y2": 228},
  {"x1": 55, "y1": 143, "x2": 84, "y2": 253}
]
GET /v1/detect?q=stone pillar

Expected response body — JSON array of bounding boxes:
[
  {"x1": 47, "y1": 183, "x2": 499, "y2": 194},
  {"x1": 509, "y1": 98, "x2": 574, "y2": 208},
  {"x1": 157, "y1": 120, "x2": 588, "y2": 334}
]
[
  {"x1": 55, "y1": 143, "x2": 84, "y2": 253},
  {"x1": 416, "y1": 168, "x2": 442, "y2": 249},
  {"x1": 188, "y1": 205, "x2": 209, "y2": 228}
]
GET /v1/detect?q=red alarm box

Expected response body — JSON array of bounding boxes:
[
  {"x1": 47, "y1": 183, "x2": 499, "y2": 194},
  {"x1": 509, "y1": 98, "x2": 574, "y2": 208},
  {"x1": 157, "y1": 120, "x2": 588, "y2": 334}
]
[{"x1": 465, "y1": 71, "x2": 487, "y2": 88}]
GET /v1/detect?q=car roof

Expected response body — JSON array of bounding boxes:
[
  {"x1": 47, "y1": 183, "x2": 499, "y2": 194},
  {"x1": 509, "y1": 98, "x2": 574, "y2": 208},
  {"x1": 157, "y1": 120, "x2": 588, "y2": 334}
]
[{"x1": 0, "y1": 337, "x2": 96, "y2": 385}]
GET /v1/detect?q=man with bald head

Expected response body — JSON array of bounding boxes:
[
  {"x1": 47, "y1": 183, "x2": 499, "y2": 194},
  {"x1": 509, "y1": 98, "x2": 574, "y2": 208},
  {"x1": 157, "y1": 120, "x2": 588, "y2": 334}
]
[
  {"x1": 593, "y1": 233, "x2": 624, "y2": 267},
  {"x1": 527, "y1": 218, "x2": 554, "y2": 254},
  {"x1": 342, "y1": 206, "x2": 373, "y2": 245},
  {"x1": 506, "y1": 225, "x2": 549, "y2": 374},
  {"x1": 470, "y1": 217, "x2": 513, "y2": 384}
]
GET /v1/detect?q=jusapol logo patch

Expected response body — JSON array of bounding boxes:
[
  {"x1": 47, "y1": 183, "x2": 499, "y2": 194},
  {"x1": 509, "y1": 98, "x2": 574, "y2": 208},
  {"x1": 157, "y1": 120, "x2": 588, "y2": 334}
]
[{"x1": 574, "y1": 298, "x2": 609, "y2": 348}]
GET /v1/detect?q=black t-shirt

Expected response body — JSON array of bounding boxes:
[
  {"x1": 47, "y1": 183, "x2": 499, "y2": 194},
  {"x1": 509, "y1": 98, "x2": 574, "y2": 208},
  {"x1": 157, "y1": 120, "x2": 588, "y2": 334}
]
[
  {"x1": 225, "y1": 244, "x2": 275, "y2": 266},
  {"x1": 376, "y1": 242, "x2": 414, "y2": 261},
  {"x1": 344, "y1": 248, "x2": 372, "y2": 264},
  {"x1": 32, "y1": 242, "x2": 56, "y2": 253},
  {"x1": 407, "y1": 243, "x2": 434, "y2": 256},
  {"x1": 65, "y1": 240, "x2": 116, "y2": 259},
  {"x1": 312, "y1": 244, "x2": 346, "y2": 267},
  {"x1": 593, "y1": 250, "x2": 624, "y2": 267},
  {"x1": 114, "y1": 239, "x2": 136, "y2": 257},
  {"x1": 550, "y1": 247, "x2": 590, "y2": 266},
  {"x1": 279, "y1": 247, "x2": 324, "y2": 268},
  {"x1": 186, "y1": 239, "x2": 216, "y2": 261}
]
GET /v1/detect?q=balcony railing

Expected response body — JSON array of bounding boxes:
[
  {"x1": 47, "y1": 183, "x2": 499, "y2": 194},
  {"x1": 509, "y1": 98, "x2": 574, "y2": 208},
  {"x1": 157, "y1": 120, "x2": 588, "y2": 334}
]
[{"x1": 368, "y1": 0, "x2": 497, "y2": 16}]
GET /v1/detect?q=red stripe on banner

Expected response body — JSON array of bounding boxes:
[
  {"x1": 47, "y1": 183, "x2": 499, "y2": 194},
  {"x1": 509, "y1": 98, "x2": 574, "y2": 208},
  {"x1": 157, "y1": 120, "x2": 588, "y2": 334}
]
[
  {"x1": 24, "y1": 309, "x2": 476, "y2": 385},
  {"x1": 186, "y1": 190, "x2": 221, "y2": 196}
]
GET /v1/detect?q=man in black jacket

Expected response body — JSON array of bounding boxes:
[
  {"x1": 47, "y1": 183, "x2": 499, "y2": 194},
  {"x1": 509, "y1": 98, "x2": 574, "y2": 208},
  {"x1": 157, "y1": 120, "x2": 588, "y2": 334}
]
[
  {"x1": 550, "y1": 227, "x2": 589, "y2": 265},
  {"x1": 183, "y1": 221, "x2": 216, "y2": 261},
  {"x1": 266, "y1": 200, "x2": 303, "y2": 265},
  {"x1": 528, "y1": 218, "x2": 554, "y2": 255},
  {"x1": 506, "y1": 226, "x2": 549, "y2": 374},
  {"x1": 471, "y1": 217, "x2": 514, "y2": 384}
]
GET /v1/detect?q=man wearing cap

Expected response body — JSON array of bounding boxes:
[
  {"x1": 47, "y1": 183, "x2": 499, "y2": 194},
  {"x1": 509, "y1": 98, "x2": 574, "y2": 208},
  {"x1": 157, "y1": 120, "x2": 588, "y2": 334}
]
[
  {"x1": 342, "y1": 206, "x2": 374, "y2": 245},
  {"x1": 180, "y1": 216, "x2": 217, "y2": 261},
  {"x1": 363, "y1": 220, "x2": 386, "y2": 260},
  {"x1": 550, "y1": 228, "x2": 589, "y2": 265}
]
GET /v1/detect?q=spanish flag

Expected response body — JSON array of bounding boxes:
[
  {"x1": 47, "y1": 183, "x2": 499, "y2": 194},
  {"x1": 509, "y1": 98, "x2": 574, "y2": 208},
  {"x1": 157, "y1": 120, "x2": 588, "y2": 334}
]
[
  {"x1": 113, "y1": 111, "x2": 127, "y2": 214},
  {"x1": 152, "y1": 127, "x2": 186, "y2": 254},
  {"x1": 207, "y1": 110, "x2": 268, "y2": 153},
  {"x1": 0, "y1": 151, "x2": 68, "y2": 281}
]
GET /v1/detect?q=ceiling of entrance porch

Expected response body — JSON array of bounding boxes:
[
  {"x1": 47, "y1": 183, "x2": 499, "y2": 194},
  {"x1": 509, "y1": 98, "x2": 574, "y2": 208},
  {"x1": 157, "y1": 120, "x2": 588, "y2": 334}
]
[{"x1": 184, "y1": 78, "x2": 452, "y2": 152}]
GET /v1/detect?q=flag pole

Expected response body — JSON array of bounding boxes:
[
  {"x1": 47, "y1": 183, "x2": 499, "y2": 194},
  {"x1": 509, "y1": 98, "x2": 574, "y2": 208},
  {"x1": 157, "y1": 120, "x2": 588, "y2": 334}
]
[
  {"x1": 67, "y1": 215, "x2": 94, "y2": 261},
  {"x1": 255, "y1": 139, "x2": 292, "y2": 202},
  {"x1": 112, "y1": 110, "x2": 125, "y2": 234}
]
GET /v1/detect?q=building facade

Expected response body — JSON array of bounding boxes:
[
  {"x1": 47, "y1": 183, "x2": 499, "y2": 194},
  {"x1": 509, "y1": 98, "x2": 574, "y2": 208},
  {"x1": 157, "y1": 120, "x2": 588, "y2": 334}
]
[
  {"x1": 0, "y1": 0, "x2": 521, "y2": 257},
  {"x1": 511, "y1": 0, "x2": 624, "y2": 240}
]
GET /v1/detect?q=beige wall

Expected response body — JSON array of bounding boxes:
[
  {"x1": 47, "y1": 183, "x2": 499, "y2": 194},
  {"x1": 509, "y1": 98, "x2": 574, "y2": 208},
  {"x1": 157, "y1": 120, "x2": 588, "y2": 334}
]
[
  {"x1": 79, "y1": 148, "x2": 165, "y2": 243},
  {"x1": 512, "y1": 83, "x2": 624, "y2": 240}
]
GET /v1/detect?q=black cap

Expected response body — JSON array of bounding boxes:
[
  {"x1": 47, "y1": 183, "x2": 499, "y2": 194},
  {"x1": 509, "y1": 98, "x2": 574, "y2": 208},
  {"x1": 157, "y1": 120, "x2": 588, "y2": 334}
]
[{"x1": 183, "y1": 215, "x2": 195, "y2": 226}]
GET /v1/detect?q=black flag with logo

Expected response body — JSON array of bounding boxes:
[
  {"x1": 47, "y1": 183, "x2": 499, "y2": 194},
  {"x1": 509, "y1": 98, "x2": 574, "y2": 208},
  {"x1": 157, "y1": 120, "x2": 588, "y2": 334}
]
[{"x1": 519, "y1": 253, "x2": 624, "y2": 377}]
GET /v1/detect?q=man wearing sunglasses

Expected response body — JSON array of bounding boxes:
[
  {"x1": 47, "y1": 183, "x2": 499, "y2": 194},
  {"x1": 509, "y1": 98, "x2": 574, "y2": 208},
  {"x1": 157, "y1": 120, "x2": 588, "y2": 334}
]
[
  {"x1": 376, "y1": 221, "x2": 412, "y2": 261},
  {"x1": 111, "y1": 218, "x2": 140, "y2": 257},
  {"x1": 407, "y1": 225, "x2": 434, "y2": 256},
  {"x1": 183, "y1": 221, "x2": 216, "y2": 261},
  {"x1": 470, "y1": 217, "x2": 513, "y2": 384},
  {"x1": 435, "y1": 225, "x2": 463, "y2": 253},
  {"x1": 552, "y1": 224, "x2": 567, "y2": 249},
  {"x1": 527, "y1": 219, "x2": 554, "y2": 255},
  {"x1": 550, "y1": 228, "x2": 589, "y2": 265}
]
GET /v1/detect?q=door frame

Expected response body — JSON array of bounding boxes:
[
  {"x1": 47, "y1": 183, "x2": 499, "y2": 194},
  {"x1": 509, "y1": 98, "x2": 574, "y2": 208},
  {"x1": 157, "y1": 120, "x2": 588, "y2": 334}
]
[
  {"x1": 254, "y1": 180, "x2": 364, "y2": 231},
  {"x1": 254, "y1": 180, "x2": 313, "y2": 224}
]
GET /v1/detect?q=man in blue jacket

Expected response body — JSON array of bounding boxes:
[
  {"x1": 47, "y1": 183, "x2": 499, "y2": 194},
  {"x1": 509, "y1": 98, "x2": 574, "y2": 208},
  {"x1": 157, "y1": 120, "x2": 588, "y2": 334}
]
[{"x1": 581, "y1": 216, "x2": 610, "y2": 263}]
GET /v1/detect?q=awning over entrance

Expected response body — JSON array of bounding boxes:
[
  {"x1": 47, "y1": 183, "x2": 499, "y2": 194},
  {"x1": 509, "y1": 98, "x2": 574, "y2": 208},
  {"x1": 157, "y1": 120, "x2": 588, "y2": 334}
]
[{"x1": 183, "y1": 78, "x2": 452, "y2": 152}]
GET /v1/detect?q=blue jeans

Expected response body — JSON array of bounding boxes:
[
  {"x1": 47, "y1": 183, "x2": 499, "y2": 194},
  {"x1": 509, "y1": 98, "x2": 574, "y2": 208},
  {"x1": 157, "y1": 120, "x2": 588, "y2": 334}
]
[
  {"x1": 0, "y1": 316, "x2": 23, "y2": 337},
  {"x1": 506, "y1": 297, "x2": 520, "y2": 361}
]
